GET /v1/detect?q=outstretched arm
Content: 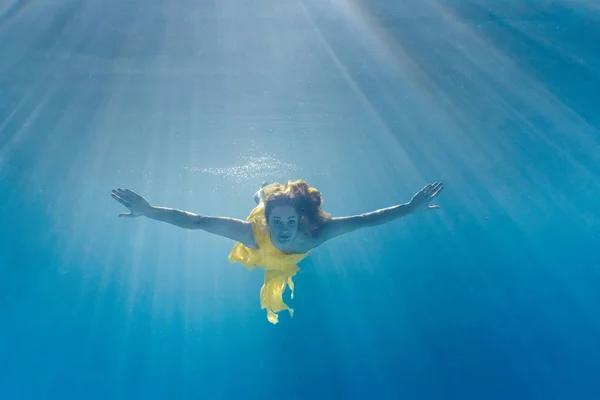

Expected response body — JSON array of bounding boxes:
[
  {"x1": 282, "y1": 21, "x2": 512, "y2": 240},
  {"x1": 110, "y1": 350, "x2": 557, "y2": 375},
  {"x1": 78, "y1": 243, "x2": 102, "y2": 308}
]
[
  {"x1": 111, "y1": 188, "x2": 256, "y2": 248},
  {"x1": 313, "y1": 182, "x2": 443, "y2": 246},
  {"x1": 145, "y1": 207, "x2": 256, "y2": 247}
]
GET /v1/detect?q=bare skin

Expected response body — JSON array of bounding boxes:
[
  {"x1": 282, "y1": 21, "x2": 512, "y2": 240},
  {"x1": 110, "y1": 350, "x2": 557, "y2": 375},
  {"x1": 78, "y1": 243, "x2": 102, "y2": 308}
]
[{"x1": 111, "y1": 182, "x2": 444, "y2": 254}]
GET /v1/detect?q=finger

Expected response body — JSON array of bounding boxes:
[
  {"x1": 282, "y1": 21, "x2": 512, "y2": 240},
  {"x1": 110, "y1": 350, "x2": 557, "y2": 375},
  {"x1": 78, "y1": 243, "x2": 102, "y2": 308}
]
[
  {"x1": 113, "y1": 189, "x2": 131, "y2": 202},
  {"x1": 427, "y1": 205, "x2": 440, "y2": 210},
  {"x1": 114, "y1": 188, "x2": 132, "y2": 196},
  {"x1": 425, "y1": 182, "x2": 442, "y2": 194},
  {"x1": 118, "y1": 212, "x2": 133, "y2": 217},
  {"x1": 111, "y1": 191, "x2": 125, "y2": 203},
  {"x1": 422, "y1": 183, "x2": 437, "y2": 196},
  {"x1": 111, "y1": 190, "x2": 125, "y2": 200},
  {"x1": 116, "y1": 188, "x2": 134, "y2": 199},
  {"x1": 123, "y1": 189, "x2": 144, "y2": 202},
  {"x1": 429, "y1": 182, "x2": 443, "y2": 196},
  {"x1": 419, "y1": 183, "x2": 434, "y2": 195},
  {"x1": 116, "y1": 189, "x2": 141, "y2": 205},
  {"x1": 431, "y1": 185, "x2": 444, "y2": 198},
  {"x1": 111, "y1": 192, "x2": 132, "y2": 208}
]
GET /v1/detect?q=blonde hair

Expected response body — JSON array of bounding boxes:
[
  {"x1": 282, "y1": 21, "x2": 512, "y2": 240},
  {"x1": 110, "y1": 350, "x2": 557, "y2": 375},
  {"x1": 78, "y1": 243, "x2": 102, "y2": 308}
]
[{"x1": 263, "y1": 180, "x2": 330, "y2": 230}]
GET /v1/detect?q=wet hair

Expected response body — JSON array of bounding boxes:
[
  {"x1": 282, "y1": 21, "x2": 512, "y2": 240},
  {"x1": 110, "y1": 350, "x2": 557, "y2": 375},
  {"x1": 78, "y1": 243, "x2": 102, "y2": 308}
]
[{"x1": 263, "y1": 180, "x2": 331, "y2": 230}]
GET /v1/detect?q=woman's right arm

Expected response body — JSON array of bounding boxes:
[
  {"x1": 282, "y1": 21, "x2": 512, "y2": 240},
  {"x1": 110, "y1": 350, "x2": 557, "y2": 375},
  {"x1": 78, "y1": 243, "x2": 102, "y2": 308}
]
[{"x1": 112, "y1": 188, "x2": 256, "y2": 248}]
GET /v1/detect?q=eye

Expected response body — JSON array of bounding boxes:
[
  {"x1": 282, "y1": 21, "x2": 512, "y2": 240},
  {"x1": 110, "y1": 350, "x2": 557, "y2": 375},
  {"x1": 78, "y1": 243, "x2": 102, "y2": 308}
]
[
  {"x1": 288, "y1": 220, "x2": 296, "y2": 226},
  {"x1": 274, "y1": 220, "x2": 281, "y2": 225}
]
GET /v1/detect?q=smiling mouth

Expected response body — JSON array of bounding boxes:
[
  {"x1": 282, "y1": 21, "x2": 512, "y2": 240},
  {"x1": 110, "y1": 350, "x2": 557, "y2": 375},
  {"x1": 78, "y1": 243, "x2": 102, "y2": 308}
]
[{"x1": 278, "y1": 234, "x2": 291, "y2": 241}]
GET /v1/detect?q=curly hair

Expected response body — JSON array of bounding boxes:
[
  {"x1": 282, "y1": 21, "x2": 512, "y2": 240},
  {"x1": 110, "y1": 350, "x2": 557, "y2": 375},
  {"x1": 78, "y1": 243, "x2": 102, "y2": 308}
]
[{"x1": 263, "y1": 180, "x2": 331, "y2": 231}]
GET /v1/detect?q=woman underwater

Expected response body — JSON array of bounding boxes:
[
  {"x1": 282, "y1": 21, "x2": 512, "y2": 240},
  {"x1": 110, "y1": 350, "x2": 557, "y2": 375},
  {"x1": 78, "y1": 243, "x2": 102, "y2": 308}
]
[{"x1": 111, "y1": 180, "x2": 444, "y2": 324}]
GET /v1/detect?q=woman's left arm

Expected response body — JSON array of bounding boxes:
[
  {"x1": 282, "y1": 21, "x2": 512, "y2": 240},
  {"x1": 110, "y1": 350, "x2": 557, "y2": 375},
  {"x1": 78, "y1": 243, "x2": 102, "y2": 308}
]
[{"x1": 312, "y1": 182, "x2": 444, "y2": 246}]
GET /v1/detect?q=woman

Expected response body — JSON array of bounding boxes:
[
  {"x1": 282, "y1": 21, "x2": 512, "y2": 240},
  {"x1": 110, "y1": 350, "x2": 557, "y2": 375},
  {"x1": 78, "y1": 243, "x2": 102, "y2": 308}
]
[{"x1": 111, "y1": 180, "x2": 443, "y2": 324}]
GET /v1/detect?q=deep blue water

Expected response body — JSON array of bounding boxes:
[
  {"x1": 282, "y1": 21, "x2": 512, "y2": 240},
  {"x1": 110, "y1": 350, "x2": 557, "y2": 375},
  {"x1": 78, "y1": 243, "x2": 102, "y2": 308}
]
[{"x1": 1, "y1": 0, "x2": 599, "y2": 399}]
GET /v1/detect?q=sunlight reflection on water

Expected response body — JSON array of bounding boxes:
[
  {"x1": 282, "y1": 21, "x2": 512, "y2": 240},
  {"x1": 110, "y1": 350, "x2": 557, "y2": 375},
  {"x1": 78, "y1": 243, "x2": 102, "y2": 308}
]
[{"x1": 185, "y1": 153, "x2": 299, "y2": 183}]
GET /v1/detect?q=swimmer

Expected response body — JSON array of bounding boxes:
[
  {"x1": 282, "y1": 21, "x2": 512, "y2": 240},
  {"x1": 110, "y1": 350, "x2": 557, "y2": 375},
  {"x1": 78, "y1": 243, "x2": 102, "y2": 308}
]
[{"x1": 111, "y1": 180, "x2": 443, "y2": 324}]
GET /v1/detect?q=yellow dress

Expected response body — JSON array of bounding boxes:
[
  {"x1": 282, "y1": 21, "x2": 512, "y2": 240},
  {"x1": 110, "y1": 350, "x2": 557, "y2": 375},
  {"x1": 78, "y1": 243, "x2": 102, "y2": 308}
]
[{"x1": 228, "y1": 204, "x2": 310, "y2": 324}]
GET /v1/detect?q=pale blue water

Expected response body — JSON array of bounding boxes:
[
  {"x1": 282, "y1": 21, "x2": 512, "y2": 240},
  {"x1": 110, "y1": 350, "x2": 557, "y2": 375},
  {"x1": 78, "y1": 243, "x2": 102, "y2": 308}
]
[{"x1": 1, "y1": 0, "x2": 599, "y2": 399}]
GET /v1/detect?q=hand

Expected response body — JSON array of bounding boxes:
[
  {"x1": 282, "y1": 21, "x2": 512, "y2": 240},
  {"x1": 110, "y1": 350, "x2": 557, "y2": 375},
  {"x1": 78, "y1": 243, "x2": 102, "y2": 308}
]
[
  {"x1": 111, "y1": 188, "x2": 153, "y2": 218},
  {"x1": 408, "y1": 182, "x2": 444, "y2": 212}
]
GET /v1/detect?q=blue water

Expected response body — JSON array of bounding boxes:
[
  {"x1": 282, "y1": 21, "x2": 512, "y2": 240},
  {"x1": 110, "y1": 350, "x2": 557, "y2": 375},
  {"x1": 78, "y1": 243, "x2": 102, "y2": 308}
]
[{"x1": 1, "y1": 0, "x2": 599, "y2": 398}]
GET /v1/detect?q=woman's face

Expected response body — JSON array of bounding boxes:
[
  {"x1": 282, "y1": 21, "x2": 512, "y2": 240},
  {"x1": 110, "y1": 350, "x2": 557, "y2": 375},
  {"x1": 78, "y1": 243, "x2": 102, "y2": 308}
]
[{"x1": 267, "y1": 205, "x2": 299, "y2": 245}]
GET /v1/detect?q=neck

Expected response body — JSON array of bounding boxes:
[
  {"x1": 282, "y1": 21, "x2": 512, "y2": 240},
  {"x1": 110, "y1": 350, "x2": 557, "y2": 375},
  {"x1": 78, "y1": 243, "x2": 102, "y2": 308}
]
[{"x1": 271, "y1": 239, "x2": 293, "y2": 253}]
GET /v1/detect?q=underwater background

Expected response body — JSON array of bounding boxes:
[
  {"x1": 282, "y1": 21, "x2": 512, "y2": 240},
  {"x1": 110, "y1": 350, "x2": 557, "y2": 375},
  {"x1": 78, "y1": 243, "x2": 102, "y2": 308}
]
[{"x1": 1, "y1": 0, "x2": 599, "y2": 398}]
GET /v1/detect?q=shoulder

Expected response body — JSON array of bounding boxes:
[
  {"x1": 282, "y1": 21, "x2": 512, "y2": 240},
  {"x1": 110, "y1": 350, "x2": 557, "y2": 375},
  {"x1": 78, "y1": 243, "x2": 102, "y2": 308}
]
[
  {"x1": 304, "y1": 218, "x2": 337, "y2": 248},
  {"x1": 308, "y1": 215, "x2": 367, "y2": 247}
]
